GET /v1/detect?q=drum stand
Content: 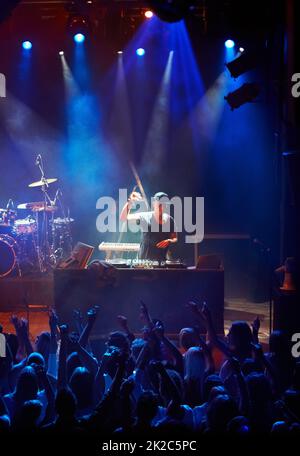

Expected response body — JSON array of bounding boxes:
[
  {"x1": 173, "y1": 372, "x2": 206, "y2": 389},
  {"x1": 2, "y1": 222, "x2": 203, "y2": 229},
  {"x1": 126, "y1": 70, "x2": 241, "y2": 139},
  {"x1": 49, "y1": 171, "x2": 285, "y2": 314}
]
[
  {"x1": 55, "y1": 192, "x2": 73, "y2": 258},
  {"x1": 35, "y1": 159, "x2": 56, "y2": 273}
]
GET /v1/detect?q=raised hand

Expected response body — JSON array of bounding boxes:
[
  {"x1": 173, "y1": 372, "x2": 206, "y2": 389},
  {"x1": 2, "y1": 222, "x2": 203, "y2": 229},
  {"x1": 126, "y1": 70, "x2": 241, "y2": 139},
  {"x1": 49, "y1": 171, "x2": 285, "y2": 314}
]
[
  {"x1": 129, "y1": 191, "x2": 143, "y2": 202},
  {"x1": 19, "y1": 318, "x2": 29, "y2": 335},
  {"x1": 153, "y1": 321, "x2": 164, "y2": 340},
  {"x1": 251, "y1": 316, "x2": 260, "y2": 334},
  {"x1": 59, "y1": 324, "x2": 69, "y2": 339},
  {"x1": 49, "y1": 309, "x2": 58, "y2": 332},
  {"x1": 87, "y1": 307, "x2": 99, "y2": 324},
  {"x1": 200, "y1": 302, "x2": 211, "y2": 322},
  {"x1": 10, "y1": 314, "x2": 21, "y2": 329},
  {"x1": 140, "y1": 301, "x2": 152, "y2": 326}
]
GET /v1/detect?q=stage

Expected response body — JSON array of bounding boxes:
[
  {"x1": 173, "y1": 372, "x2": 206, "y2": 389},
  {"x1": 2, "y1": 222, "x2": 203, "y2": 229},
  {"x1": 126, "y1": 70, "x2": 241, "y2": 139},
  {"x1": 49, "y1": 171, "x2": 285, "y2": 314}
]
[{"x1": 0, "y1": 273, "x2": 270, "y2": 346}]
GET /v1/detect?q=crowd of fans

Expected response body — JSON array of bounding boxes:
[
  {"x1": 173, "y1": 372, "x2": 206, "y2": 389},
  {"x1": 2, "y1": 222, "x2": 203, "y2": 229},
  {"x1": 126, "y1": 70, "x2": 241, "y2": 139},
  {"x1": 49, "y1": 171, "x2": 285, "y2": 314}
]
[{"x1": 0, "y1": 300, "x2": 299, "y2": 440}]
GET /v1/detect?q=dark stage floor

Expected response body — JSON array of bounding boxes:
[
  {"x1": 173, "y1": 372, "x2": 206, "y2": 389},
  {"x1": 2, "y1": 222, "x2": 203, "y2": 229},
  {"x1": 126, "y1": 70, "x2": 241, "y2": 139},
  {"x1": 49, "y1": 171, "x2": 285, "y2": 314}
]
[{"x1": 0, "y1": 275, "x2": 270, "y2": 346}]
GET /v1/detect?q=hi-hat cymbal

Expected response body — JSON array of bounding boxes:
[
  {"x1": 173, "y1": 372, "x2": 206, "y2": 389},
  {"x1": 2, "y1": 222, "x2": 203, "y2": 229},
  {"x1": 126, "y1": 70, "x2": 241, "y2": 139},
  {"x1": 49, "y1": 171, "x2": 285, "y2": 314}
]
[
  {"x1": 18, "y1": 202, "x2": 44, "y2": 210},
  {"x1": 28, "y1": 178, "x2": 57, "y2": 188},
  {"x1": 17, "y1": 202, "x2": 57, "y2": 212}
]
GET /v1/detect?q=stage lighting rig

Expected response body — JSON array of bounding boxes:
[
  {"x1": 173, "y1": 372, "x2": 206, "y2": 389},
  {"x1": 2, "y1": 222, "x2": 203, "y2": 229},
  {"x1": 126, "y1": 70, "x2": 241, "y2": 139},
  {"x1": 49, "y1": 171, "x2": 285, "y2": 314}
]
[
  {"x1": 68, "y1": 14, "x2": 91, "y2": 40},
  {"x1": 146, "y1": 0, "x2": 196, "y2": 23},
  {"x1": 226, "y1": 49, "x2": 265, "y2": 79},
  {"x1": 224, "y1": 83, "x2": 260, "y2": 110},
  {"x1": 144, "y1": 10, "x2": 154, "y2": 19}
]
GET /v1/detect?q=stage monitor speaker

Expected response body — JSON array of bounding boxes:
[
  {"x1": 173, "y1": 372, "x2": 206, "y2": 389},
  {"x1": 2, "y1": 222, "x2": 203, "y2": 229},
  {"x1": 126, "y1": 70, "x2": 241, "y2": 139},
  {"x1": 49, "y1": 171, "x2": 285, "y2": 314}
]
[{"x1": 57, "y1": 242, "x2": 94, "y2": 270}]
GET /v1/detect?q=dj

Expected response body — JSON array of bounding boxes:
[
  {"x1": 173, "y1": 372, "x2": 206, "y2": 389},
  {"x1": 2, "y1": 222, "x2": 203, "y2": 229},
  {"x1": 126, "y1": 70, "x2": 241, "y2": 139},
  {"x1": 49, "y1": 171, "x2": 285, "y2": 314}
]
[{"x1": 120, "y1": 191, "x2": 178, "y2": 261}]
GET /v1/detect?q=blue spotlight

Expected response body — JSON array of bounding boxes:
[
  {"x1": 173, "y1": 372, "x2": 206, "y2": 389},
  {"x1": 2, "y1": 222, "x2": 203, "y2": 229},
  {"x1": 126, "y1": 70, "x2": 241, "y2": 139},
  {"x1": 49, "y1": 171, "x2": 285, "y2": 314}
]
[
  {"x1": 136, "y1": 48, "x2": 146, "y2": 56},
  {"x1": 22, "y1": 41, "x2": 32, "y2": 50},
  {"x1": 74, "y1": 33, "x2": 85, "y2": 43},
  {"x1": 225, "y1": 39, "x2": 235, "y2": 49}
]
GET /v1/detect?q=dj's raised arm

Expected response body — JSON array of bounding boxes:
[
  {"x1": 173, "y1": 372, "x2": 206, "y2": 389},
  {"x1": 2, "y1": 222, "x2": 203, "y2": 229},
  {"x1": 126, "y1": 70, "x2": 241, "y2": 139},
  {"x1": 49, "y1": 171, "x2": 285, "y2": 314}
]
[{"x1": 120, "y1": 191, "x2": 143, "y2": 222}]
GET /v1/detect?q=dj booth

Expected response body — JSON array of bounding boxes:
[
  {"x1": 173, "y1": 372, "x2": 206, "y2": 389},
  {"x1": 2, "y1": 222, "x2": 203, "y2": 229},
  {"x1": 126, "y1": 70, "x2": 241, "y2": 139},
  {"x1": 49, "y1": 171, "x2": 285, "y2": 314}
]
[{"x1": 54, "y1": 268, "x2": 224, "y2": 336}]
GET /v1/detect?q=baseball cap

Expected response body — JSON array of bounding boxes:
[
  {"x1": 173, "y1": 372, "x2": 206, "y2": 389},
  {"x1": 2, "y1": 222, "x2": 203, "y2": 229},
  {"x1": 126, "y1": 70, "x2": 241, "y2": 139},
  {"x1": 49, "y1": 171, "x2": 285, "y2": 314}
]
[{"x1": 153, "y1": 192, "x2": 170, "y2": 203}]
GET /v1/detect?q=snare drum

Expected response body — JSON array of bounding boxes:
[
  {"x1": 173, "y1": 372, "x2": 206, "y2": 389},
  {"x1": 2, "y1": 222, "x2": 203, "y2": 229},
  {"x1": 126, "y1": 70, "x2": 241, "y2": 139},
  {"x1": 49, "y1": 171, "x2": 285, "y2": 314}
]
[
  {"x1": 14, "y1": 218, "x2": 37, "y2": 235},
  {"x1": 0, "y1": 235, "x2": 18, "y2": 277}
]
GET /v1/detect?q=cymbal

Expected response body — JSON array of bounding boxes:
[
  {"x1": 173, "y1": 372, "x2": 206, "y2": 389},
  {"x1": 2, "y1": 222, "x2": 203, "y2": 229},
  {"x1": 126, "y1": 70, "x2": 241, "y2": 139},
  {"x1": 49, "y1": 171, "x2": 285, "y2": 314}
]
[
  {"x1": 18, "y1": 202, "x2": 43, "y2": 210},
  {"x1": 28, "y1": 178, "x2": 57, "y2": 188},
  {"x1": 17, "y1": 202, "x2": 57, "y2": 212}
]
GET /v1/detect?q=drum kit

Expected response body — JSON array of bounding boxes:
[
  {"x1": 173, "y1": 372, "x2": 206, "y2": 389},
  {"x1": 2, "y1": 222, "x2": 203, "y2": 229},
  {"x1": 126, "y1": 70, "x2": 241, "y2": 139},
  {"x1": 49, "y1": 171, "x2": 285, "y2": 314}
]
[{"x1": 0, "y1": 155, "x2": 74, "y2": 278}]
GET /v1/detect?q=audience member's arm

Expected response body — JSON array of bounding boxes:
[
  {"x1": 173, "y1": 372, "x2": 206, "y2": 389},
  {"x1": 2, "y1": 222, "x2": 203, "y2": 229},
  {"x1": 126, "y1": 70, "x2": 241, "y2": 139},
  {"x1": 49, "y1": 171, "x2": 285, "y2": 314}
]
[
  {"x1": 251, "y1": 316, "x2": 260, "y2": 344},
  {"x1": 78, "y1": 307, "x2": 99, "y2": 350},
  {"x1": 72, "y1": 309, "x2": 84, "y2": 335},
  {"x1": 10, "y1": 315, "x2": 26, "y2": 361},
  {"x1": 93, "y1": 353, "x2": 127, "y2": 422},
  {"x1": 73, "y1": 339, "x2": 98, "y2": 377},
  {"x1": 88, "y1": 357, "x2": 127, "y2": 432},
  {"x1": 93, "y1": 357, "x2": 108, "y2": 404},
  {"x1": 18, "y1": 318, "x2": 33, "y2": 356},
  {"x1": 140, "y1": 301, "x2": 154, "y2": 330},
  {"x1": 108, "y1": 353, "x2": 127, "y2": 397},
  {"x1": 47, "y1": 310, "x2": 58, "y2": 378},
  {"x1": 57, "y1": 325, "x2": 68, "y2": 390},
  {"x1": 187, "y1": 302, "x2": 232, "y2": 357},
  {"x1": 49, "y1": 309, "x2": 58, "y2": 354},
  {"x1": 135, "y1": 340, "x2": 153, "y2": 370},
  {"x1": 252, "y1": 342, "x2": 280, "y2": 394},
  {"x1": 198, "y1": 336, "x2": 215, "y2": 376},
  {"x1": 154, "y1": 322, "x2": 184, "y2": 374},
  {"x1": 93, "y1": 349, "x2": 121, "y2": 404}
]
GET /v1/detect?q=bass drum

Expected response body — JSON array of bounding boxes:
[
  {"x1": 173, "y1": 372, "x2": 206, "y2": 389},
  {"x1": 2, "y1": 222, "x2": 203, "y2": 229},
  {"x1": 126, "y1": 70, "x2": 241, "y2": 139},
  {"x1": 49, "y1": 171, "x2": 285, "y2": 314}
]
[{"x1": 0, "y1": 235, "x2": 18, "y2": 278}]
